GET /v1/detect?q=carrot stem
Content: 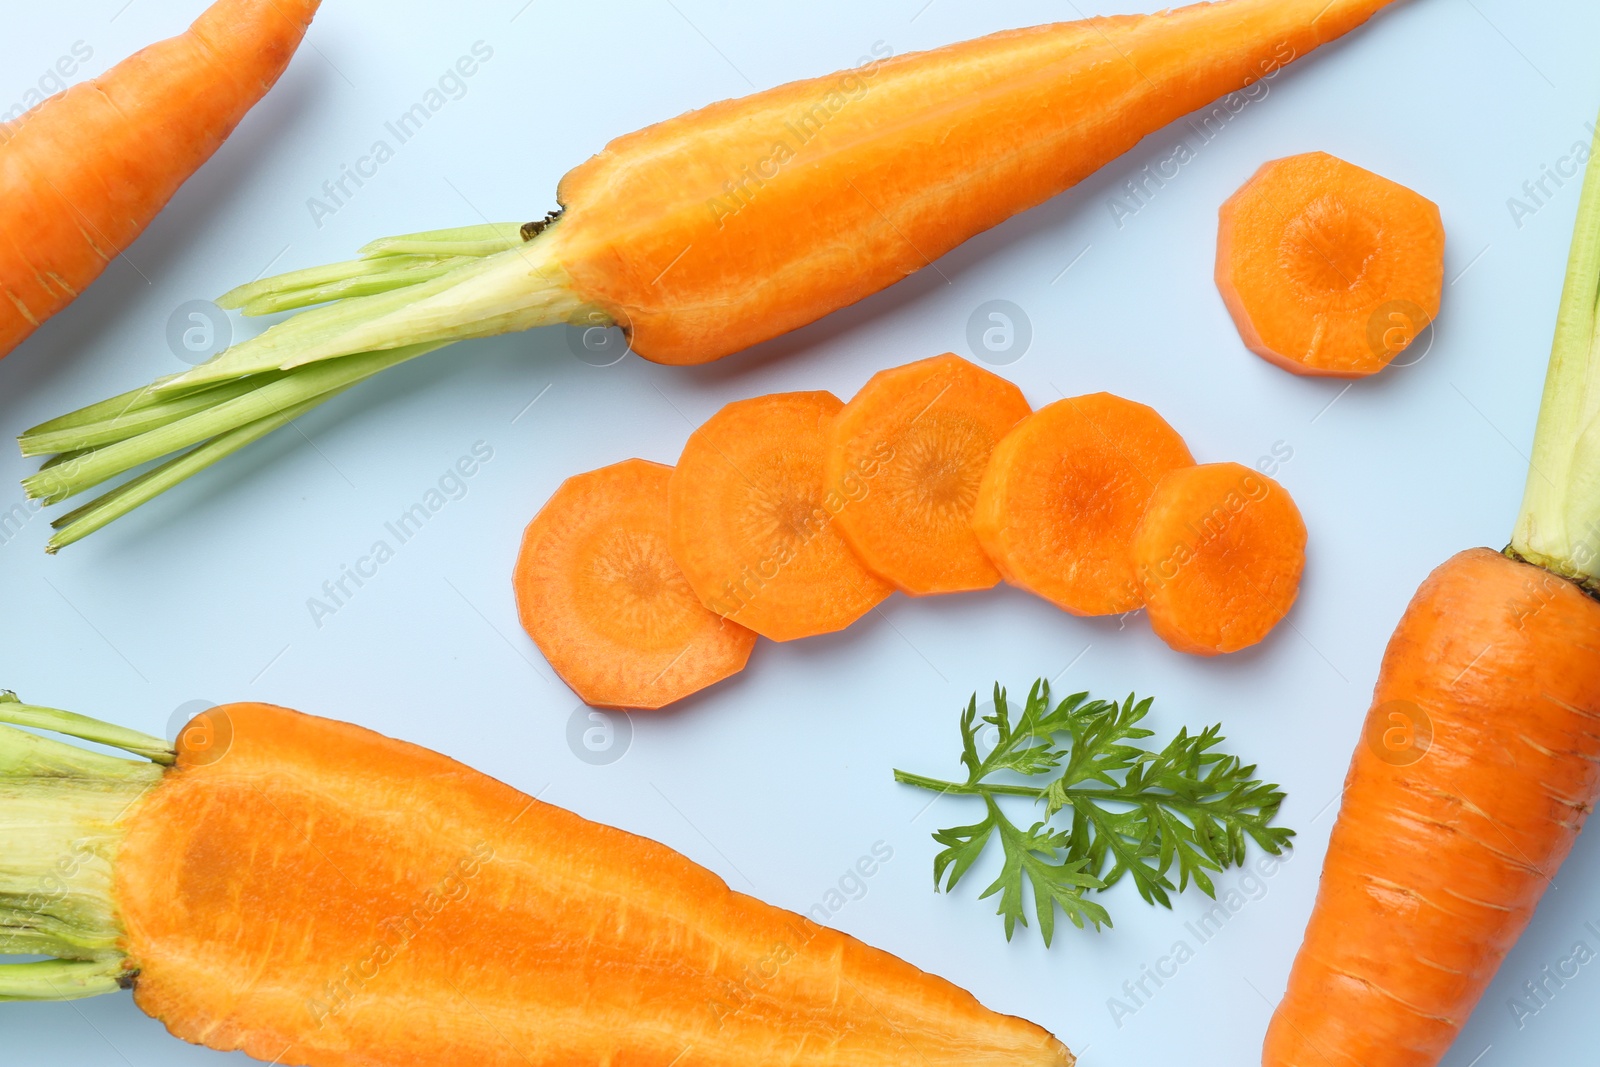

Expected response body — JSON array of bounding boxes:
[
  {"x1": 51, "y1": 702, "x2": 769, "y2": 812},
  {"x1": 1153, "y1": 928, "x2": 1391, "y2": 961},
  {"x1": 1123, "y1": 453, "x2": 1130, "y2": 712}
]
[
  {"x1": 0, "y1": 693, "x2": 174, "y2": 764},
  {"x1": 0, "y1": 960, "x2": 128, "y2": 1002},
  {"x1": 1512, "y1": 111, "x2": 1600, "y2": 588}
]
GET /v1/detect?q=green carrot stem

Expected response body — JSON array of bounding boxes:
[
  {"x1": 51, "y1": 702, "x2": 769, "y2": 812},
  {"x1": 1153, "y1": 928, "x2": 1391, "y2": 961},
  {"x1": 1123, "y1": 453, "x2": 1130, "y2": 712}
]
[
  {"x1": 19, "y1": 375, "x2": 282, "y2": 456},
  {"x1": 0, "y1": 693, "x2": 173, "y2": 764},
  {"x1": 892, "y1": 770, "x2": 1048, "y2": 799},
  {"x1": 357, "y1": 221, "x2": 529, "y2": 258},
  {"x1": 1513, "y1": 112, "x2": 1600, "y2": 587},
  {"x1": 18, "y1": 374, "x2": 193, "y2": 442},
  {"x1": 44, "y1": 390, "x2": 347, "y2": 552},
  {"x1": 0, "y1": 960, "x2": 129, "y2": 1002}
]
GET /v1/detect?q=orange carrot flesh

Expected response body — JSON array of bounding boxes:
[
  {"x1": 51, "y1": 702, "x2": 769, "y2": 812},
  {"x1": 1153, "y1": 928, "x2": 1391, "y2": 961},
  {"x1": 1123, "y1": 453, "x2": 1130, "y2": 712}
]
[
  {"x1": 513, "y1": 458, "x2": 756, "y2": 709},
  {"x1": 973, "y1": 393, "x2": 1194, "y2": 617},
  {"x1": 669, "y1": 391, "x2": 892, "y2": 641},
  {"x1": 1264, "y1": 549, "x2": 1600, "y2": 1066},
  {"x1": 1133, "y1": 462, "x2": 1306, "y2": 655},
  {"x1": 827, "y1": 354, "x2": 1031, "y2": 596},
  {"x1": 110, "y1": 702, "x2": 1074, "y2": 1066},
  {"x1": 553, "y1": 0, "x2": 1403, "y2": 365},
  {"x1": 0, "y1": 0, "x2": 320, "y2": 361},
  {"x1": 1216, "y1": 152, "x2": 1445, "y2": 378}
]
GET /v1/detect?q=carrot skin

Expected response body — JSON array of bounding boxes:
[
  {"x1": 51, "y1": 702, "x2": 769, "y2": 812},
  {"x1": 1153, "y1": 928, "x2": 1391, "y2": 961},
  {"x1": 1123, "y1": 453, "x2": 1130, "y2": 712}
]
[
  {"x1": 1264, "y1": 549, "x2": 1600, "y2": 1067},
  {"x1": 551, "y1": 0, "x2": 1403, "y2": 365},
  {"x1": 0, "y1": 0, "x2": 320, "y2": 360},
  {"x1": 116, "y1": 703, "x2": 1071, "y2": 1066}
]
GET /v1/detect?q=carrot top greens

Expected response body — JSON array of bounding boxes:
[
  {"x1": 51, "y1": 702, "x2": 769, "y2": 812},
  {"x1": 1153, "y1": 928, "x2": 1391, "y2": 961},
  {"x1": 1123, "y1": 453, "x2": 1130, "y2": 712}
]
[{"x1": 894, "y1": 682, "x2": 1294, "y2": 946}]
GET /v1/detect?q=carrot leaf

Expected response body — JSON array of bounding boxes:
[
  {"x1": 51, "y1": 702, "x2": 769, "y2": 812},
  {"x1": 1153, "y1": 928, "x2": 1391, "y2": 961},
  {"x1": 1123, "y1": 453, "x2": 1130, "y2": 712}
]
[{"x1": 894, "y1": 680, "x2": 1295, "y2": 946}]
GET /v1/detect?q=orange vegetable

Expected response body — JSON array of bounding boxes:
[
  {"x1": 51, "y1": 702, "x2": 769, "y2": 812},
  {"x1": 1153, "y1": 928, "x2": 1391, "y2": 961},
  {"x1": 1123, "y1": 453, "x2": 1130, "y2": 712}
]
[
  {"x1": 25, "y1": 0, "x2": 1411, "y2": 545},
  {"x1": 0, "y1": 0, "x2": 321, "y2": 361},
  {"x1": 973, "y1": 394, "x2": 1193, "y2": 616},
  {"x1": 1264, "y1": 550, "x2": 1600, "y2": 1065},
  {"x1": 670, "y1": 391, "x2": 891, "y2": 641},
  {"x1": 514, "y1": 459, "x2": 756, "y2": 709},
  {"x1": 1216, "y1": 152, "x2": 1445, "y2": 378},
  {"x1": 1132, "y1": 462, "x2": 1306, "y2": 655},
  {"x1": 0, "y1": 699, "x2": 1075, "y2": 1066},
  {"x1": 827, "y1": 354, "x2": 1031, "y2": 596}
]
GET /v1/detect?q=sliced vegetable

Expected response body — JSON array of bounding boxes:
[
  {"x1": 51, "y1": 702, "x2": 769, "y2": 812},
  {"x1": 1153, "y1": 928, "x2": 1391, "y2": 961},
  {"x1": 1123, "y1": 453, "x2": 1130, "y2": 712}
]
[
  {"x1": 22, "y1": 0, "x2": 1407, "y2": 546},
  {"x1": 514, "y1": 459, "x2": 757, "y2": 709},
  {"x1": 894, "y1": 681, "x2": 1294, "y2": 946},
  {"x1": 1266, "y1": 121, "x2": 1600, "y2": 1065},
  {"x1": 1132, "y1": 462, "x2": 1306, "y2": 655},
  {"x1": 1216, "y1": 152, "x2": 1445, "y2": 377},
  {"x1": 0, "y1": 697, "x2": 1075, "y2": 1065},
  {"x1": 0, "y1": 0, "x2": 321, "y2": 362},
  {"x1": 669, "y1": 391, "x2": 891, "y2": 641},
  {"x1": 828, "y1": 354, "x2": 1031, "y2": 596},
  {"x1": 973, "y1": 394, "x2": 1194, "y2": 616}
]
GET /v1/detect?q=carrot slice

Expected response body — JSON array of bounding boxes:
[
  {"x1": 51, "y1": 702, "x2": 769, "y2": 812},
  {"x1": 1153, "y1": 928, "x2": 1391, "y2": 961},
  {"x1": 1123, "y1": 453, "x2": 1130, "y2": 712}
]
[
  {"x1": 1132, "y1": 462, "x2": 1306, "y2": 655},
  {"x1": 514, "y1": 459, "x2": 756, "y2": 709},
  {"x1": 670, "y1": 391, "x2": 892, "y2": 641},
  {"x1": 1216, "y1": 151, "x2": 1445, "y2": 378},
  {"x1": 972, "y1": 393, "x2": 1194, "y2": 616},
  {"x1": 828, "y1": 354, "x2": 1031, "y2": 596}
]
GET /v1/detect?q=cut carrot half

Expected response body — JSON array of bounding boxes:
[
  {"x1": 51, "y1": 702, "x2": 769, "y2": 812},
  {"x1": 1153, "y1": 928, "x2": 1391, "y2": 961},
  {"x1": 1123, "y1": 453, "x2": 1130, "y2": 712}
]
[
  {"x1": 670, "y1": 391, "x2": 892, "y2": 641},
  {"x1": 828, "y1": 354, "x2": 1032, "y2": 596},
  {"x1": 514, "y1": 459, "x2": 756, "y2": 709},
  {"x1": 1216, "y1": 151, "x2": 1445, "y2": 378},
  {"x1": 973, "y1": 393, "x2": 1194, "y2": 616},
  {"x1": 1132, "y1": 461, "x2": 1307, "y2": 655}
]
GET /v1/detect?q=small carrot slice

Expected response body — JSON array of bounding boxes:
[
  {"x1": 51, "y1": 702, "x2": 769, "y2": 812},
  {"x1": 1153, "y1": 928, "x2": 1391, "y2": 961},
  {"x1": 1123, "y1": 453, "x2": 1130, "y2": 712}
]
[
  {"x1": 973, "y1": 393, "x2": 1194, "y2": 616},
  {"x1": 1216, "y1": 151, "x2": 1445, "y2": 378},
  {"x1": 514, "y1": 459, "x2": 756, "y2": 709},
  {"x1": 828, "y1": 354, "x2": 1032, "y2": 596},
  {"x1": 670, "y1": 391, "x2": 892, "y2": 641},
  {"x1": 1132, "y1": 462, "x2": 1307, "y2": 655}
]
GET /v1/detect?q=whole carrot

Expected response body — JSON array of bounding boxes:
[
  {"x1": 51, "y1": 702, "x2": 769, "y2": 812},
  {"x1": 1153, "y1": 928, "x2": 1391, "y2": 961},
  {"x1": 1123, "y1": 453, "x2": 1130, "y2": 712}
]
[
  {"x1": 1264, "y1": 120, "x2": 1600, "y2": 1066},
  {"x1": 0, "y1": 697, "x2": 1071, "y2": 1067},
  {"x1": 20, "y1": 0, "x2": 1405, "y2": 549},
  {"x1": 0, "y1": 0, "x2": 321, "y2": 361}
]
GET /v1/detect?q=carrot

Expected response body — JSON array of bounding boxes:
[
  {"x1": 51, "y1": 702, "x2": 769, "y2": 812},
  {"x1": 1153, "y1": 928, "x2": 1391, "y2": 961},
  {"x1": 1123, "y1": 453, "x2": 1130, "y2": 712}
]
[
  {"x1": 0, "y1": 0, "x2": 321, "y2": 362},
  {"x1": 514, "y1": 459, "x2": 757, "y2": 709},
  {"x1": 827, "y1": 354, "x2": 1031, "y2": 596},
  {"x1": 21, "y1": 0, "x2": 1407, "y2": 547},
  {"x1": 1216, "y1": 152, "x2": 1445, "y2": 378},
  {"x1": 973, "y1": 393, "x2": 1194, "y2": 617},
  {"x1": 1265, "y1": 121, "x2": 1600, "y2": 1065},
  {"x1": 0, "y1": 697, "x2": 1075, "y2": 1065},
  {"x1": 1131, "y1": 462, "x2": 1306, "y2": 655},
  {"x1": 670, "y1": 391, "x2": 891, "y2": 641}
]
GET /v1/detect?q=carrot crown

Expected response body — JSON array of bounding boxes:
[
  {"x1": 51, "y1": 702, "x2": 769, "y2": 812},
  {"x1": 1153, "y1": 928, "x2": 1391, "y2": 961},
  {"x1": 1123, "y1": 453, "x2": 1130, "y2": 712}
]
[{"x1": 0, "y1": 693, "x2": 172, "y2": 1002}]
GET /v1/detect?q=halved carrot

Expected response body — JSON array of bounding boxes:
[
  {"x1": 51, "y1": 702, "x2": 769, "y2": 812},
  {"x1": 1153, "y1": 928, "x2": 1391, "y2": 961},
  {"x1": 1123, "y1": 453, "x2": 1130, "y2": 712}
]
[
  {"x1": 972, "y1": 394, "x2": 1194, "y2": 616},
  {"x1": 1132, "y1": 462, "x2": 1306, "y2": 655},
  {"x1": 1216, "y1": 151, "x2": 1445, "y2": 378},
  {"x1": 514, "y1": 459, "x2": 755, "y2": 709},
  {"x1": 828, "y1": 354, "x2": 1031, "y2": 596},
  {"x1": 670, "y1": 391, "x2": 892, "y2": 641}
]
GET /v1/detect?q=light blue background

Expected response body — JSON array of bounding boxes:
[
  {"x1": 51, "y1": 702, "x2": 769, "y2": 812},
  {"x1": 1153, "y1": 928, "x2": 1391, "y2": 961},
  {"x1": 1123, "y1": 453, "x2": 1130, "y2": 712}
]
[{"x1": 2, "y1": 0, "x2": 1596, "y2": 1063}]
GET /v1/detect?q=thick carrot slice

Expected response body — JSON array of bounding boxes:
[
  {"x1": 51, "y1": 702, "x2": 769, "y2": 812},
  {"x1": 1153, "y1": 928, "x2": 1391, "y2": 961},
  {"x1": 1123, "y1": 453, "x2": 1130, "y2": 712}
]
[
  {"x1": 670, "y1": 391, "x2": 892, "y2": 641},
  {"x1": 828, "y1": 354, "x2": 1031, "y2": 596},
  {"x1": 1216, "y1": 152, "x2": 1445, "y2": 378},
  {"x1": 972, "y1": 394, "x2": 1193, "y2": 616},
  {"x1": 514, "y1": 459, "x2": 755, "y2": 709},
  {"x1": 1132, "y1": 462, "x2": 1306, "y2": 655}
]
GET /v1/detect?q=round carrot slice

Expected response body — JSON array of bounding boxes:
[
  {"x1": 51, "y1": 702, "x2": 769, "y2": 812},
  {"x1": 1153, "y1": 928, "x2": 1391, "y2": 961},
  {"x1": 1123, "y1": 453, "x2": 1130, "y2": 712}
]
[
  {"x1": 973, "y1": 393, "x2": 1193, "y2": 616},
  {"x1": 1132, "y1": 461, "x2": 1307, "y2": 656},
  {"x1": 1216, "y1": 151, "x2": 1445, "y2": 378},
  {"x1": 514, "y1": 458, "x2": 756, "y2": 709},
  {"x1": 827, "y1": 354, "x2": 1032, "y2": 596},
  {"x1": 670, "y1": 391, "x2": 892, "y2": 641}
]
